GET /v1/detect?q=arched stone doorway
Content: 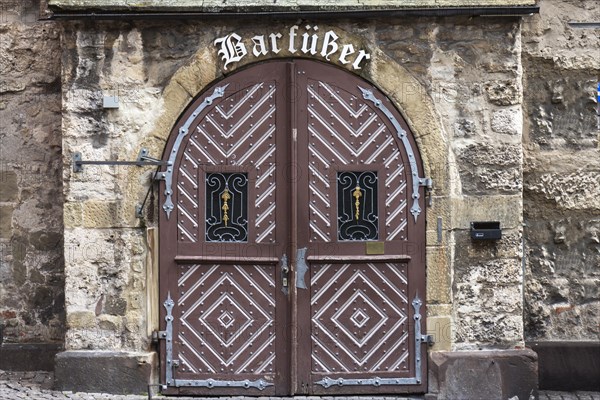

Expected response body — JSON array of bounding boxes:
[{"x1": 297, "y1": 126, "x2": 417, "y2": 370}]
[{"x1": 158, "y1": 59, "x2": 428, "y2": 396}]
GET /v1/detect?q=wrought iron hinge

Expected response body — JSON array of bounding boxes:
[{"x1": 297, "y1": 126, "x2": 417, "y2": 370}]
[
  {"x1": 72, "y1": 148, "x2": 169, "y2": 173},
  {"x1": 420, "y1": 334, "x2": 435, "y2": 346},
  {"x1": 153, "y1": 171, "x2": 167, "y2": 181},
  {"x1": 419, "y1": 177, "x2": 434, "y2": 207},
  {"x1": 151, "y1": 330, "x2": 167, "y2": 343}
]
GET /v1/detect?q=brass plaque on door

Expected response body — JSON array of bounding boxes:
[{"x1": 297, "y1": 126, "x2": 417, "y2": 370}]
[{"x1": 366, "y1": 241, "x2": 384, "y2": 255}]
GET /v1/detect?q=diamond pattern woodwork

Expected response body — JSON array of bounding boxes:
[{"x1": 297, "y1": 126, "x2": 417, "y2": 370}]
[
  {"x1": 311, "y1": 263, "x2": 410, "y2": 373},
  {"x1": 176, "y1": 264, "x2": 276, "y2": 377}
]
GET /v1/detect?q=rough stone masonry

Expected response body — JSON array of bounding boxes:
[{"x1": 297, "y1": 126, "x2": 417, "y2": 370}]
[
  {"x1": 0, "y1": 0, "x2": 598, "y2": 396},
  {"x1": 0, "y1": 0, "x2": 64, "y2": 370}
]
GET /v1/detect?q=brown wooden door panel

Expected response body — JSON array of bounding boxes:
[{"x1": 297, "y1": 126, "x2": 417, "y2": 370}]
[
  {"x1": 159, "y1": 62, "x2": 291, "y2": 396},
  {"x1": 171, "y1": 263, "x2": 279, "y2": 395},
  {"x1": 310, "y1": 262, "x2": 412, "y2": 375},
  {"x1": 159, "y1": 59, "x2": 427, "y2": 396},
  {"x1": 294, "y1": 59, "x2": 426, "y2": 394}
]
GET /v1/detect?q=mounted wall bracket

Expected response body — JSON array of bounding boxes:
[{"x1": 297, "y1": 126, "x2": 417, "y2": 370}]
[{"x1": 72, "y1": 148, "x2": 169, "y2": 173}]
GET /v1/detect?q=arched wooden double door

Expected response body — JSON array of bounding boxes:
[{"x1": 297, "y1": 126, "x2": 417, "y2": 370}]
[{"x1": 158, "y1": 60, "x2": 427, "y2": 396}]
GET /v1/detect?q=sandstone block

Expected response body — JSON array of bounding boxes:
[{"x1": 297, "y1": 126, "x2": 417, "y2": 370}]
[
  {"x1": 452, "y1": 195, "x2": 522, "y2": 229},
  {"x1": 456, "y1": 143, "x2": 522, "y2": 167},
  {"x1": 526, "y1": 170, "x2": 600, "y2": 211},
  {"x1": 427, "y1": 304, "x2": 452, "y2": 317},
  {"x1": 455, "y1": 282, "x2": 522, "y2": 316},
  {"x1": 98, "y1": 314, "x2": 122, "y2": 331},
  {"x1": 454, "y1": 314, "x2": 523, "y2": 348},
  {"x1": 426, "y1": 246, "x2": 451, "y2": 304},
  {"x1": 491, "y1": 107, "x2": 523, "y2": 135},
  {"x1": 0, "y1": 170, "x2": 18, "y2": 202},
  {"x1": 428, "y1": 349, "x2": 538, "y2": 400},
  {"x1": 484, "y1": 80, "x2": 521, "y2": 106},
  {"x1": 454, "y1": 258, "x2": 522, "y2": 285},
  {"x1": 0, "y1": 205, "x2": 13, "y2": 239},
  {"x1": 82, "y1": 201, "x2": 119, "y2": 228},
  {"x1": 427, "y1": 316, "x2": 452, "y2": 352},
  {"x1": 64, "y1": 202, "x2": 82, "y2": 227},
  {"x1": 67, "y1": 311, "x2": 96, "y2": 329}
]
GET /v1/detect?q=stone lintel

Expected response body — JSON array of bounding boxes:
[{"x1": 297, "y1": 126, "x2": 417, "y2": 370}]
[
  {"x1": 54, "y1": 350, "x2": 157, "y2": 394},
  {"x1": 48, "y1": 0, "x2": 537, "y2": 12},
  {"x1": 427, "y1": 349, "x2": 538, "y2": 400}
]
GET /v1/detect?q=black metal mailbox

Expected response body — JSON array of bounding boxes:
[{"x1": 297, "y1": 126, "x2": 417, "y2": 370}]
[{"x1": 470, "y1": 221, "x2": 502, "y2": 240}]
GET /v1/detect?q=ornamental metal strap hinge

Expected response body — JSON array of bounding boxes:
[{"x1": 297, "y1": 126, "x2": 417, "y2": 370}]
[{"x1": 359, "y1": 86, "x2": 434, "y2": 221}]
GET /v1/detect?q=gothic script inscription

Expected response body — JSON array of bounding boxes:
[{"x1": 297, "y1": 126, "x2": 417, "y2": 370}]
[{"x1": 214, "y1": 25, "x2": 371, "y2": 71}]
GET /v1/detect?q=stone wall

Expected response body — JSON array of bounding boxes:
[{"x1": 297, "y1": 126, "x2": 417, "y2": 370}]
[
  {"x1": 393, "y1": 17, "x2": 526, "y2": 350},
  {"x1": 60, "y1": 21, "x2": 173, "y2": 351},
  {"x1": 521, "y1": 0, "x2": 600, "y2": 342},
  {"x1": 58, "y1": 15, "x2": 527, "y2": 355},
  {"x1": 377, "y1": 16, "x2": 526, "y2": 350},
  {"x1": 0, "y1": 0, "x2": 64, "y2": 345}
]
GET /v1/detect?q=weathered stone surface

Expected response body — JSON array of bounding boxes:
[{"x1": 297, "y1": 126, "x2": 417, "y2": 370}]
[
  {"x1": 453, "y1": 254, "x2": 524, "y2": 348},
  {"x1": 522, "y1": 0, "x2": 600, "y2": 344},
  {"x1": 523, "y1": 59, "x2": 598, "y2": 149},
  {"x1": 428, "y1": 349, "x2": 538, "y2": 400},
  {"x1": 66, "y1": 311, "x2": 96, "y2": 329},
  {"x1": 0, "y1": 171, "x2": 18, "y2": 202},
  {"x1": 454, "y1": 257, "x2": 522, "y2": 286},
  {"x1": 0, "y1": 343, "x2": 63, "y2": 371},
  {"x1": 454, "y1": 314, "x2": 524, "y2": 349},
  {"x1": 451, "y1": 195, "x2": 522, "y2": 230},
  {"x1": 0, "y1": 206, "x2": 13, "y2": 239},
  {"x1": 484, "y1": 80, "x2": 522, "y2": 106},
  {"x1": 522, "y1": 0, "x2": 600, "y2": 70},
  {"x1": 526, "y1": 171, "x2": 600, "y2": 211},
  {"x1": 491, "y1": 107, "x2": 523, "y2": 135},
  {"x1": 63, "y1": 202, "x2": 82, "y2": 228},
  {"x1": 455, "y1": 143, "x2": 523, "y2": 195},
  {"x1": 63, "y1": 228, "x2": 148, "y2": 351},
  {"x1": 0, "y1": 2, "x2": 64, "y2": 345},
  {"x1": 54, "y1": 351, "x2": 157, "y2": 394},
  {"x1": 528, "y1": 341, "x2": 600, "y2": 391}
]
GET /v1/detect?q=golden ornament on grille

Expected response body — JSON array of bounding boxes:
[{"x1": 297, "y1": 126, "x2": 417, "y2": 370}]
[
  {"x1": 221, "y1": 187, "x2": 231, "y2": 226},
  {"x1": 353, "y1": 185, "x2": 362, "y2": 221}
]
